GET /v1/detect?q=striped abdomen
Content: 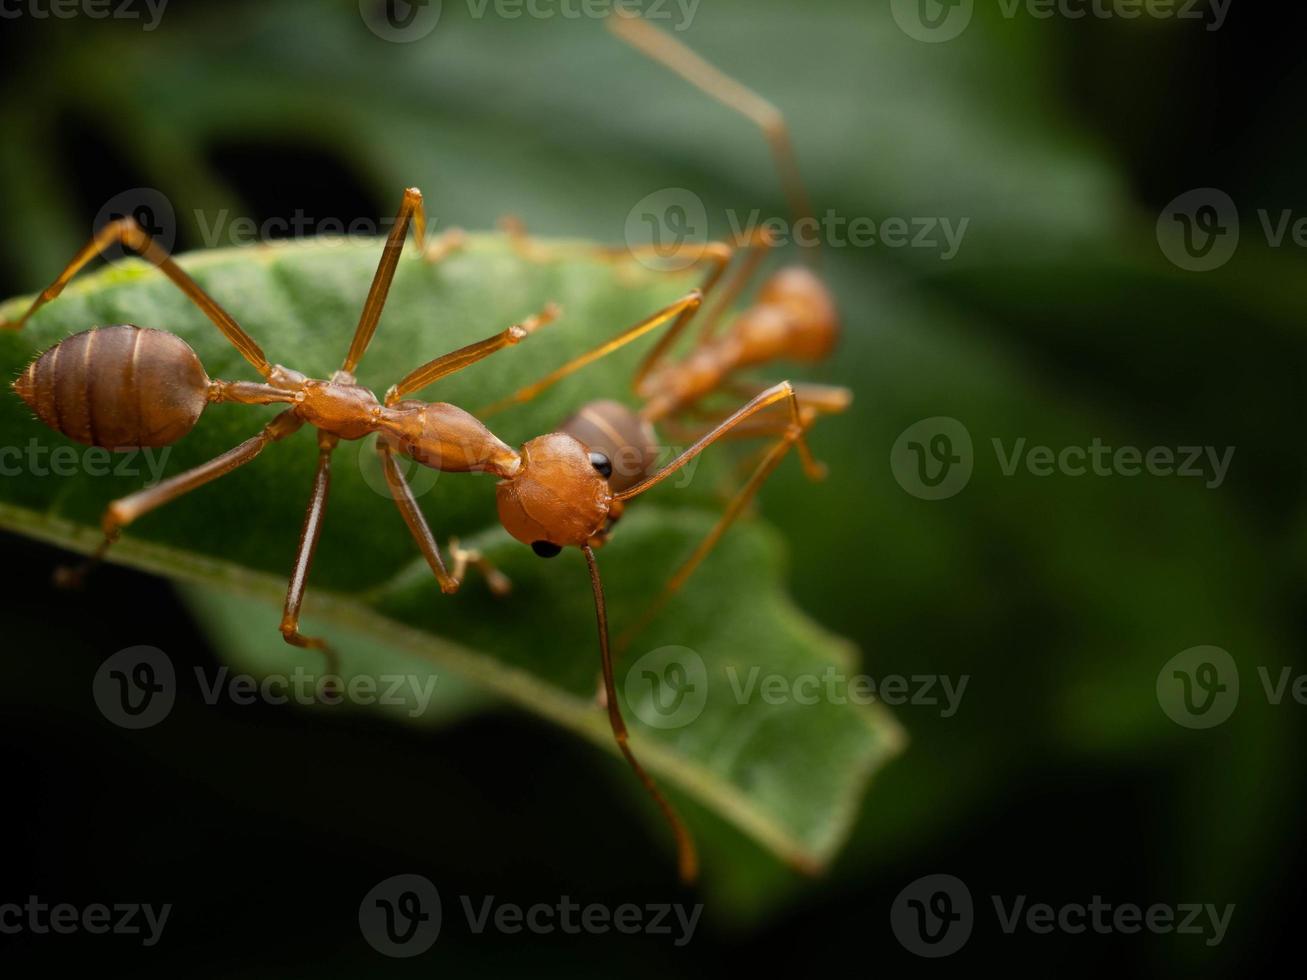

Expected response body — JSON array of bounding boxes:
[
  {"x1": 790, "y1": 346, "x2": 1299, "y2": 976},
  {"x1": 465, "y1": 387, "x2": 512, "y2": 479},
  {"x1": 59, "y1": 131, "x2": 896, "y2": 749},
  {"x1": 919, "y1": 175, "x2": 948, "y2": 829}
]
[
  {"x1": 559, "y1": 399, "x2": 659, "y2": 494},
  {"x1": 13, "y1": 325, "x2": 211, "y2": 449}
]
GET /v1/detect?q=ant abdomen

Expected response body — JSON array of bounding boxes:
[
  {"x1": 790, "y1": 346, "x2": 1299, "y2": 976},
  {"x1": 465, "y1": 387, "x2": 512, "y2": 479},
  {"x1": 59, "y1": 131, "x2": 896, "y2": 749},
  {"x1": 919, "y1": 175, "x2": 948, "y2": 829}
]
[
  {"x1": 559, "y1": 399, "x2": 659, "y2": 494},
  {"x1": 13, "y1": 324, "x2": 211, "y2": 449},
  {"x1": 737, "y1": 265, "x2": 840, "y2": 363}
]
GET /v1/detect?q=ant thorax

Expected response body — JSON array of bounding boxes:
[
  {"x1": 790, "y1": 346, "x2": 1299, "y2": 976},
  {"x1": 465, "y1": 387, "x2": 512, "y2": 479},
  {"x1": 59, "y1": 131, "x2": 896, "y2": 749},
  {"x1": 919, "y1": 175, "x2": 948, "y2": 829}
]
[{"x1": 377, "y1": 399, "x2": 520, "y2": 477}]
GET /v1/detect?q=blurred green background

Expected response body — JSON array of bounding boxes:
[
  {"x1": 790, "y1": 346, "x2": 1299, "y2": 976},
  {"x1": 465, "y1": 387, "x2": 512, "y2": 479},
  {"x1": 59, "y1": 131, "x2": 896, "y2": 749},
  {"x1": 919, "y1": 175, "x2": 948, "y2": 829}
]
[{"x1": 0, "y1": 0, "x2": 1302, "y2": 974}]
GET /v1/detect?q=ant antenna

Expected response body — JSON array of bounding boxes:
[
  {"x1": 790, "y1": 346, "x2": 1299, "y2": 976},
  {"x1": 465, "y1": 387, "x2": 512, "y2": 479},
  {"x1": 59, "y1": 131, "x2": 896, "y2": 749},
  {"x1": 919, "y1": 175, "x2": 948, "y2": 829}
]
[
  {"x1": 608, "y1": 11, "x2": 819, "y2": 265},
  {"x1": 583, "y1": 545, "x2": 699, "y2": 884}
]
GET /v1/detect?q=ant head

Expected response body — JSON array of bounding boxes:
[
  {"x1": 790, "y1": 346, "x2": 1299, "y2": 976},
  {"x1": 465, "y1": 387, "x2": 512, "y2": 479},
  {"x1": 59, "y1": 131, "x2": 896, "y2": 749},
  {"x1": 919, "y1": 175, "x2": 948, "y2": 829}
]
[
  {"x1": 751, "y1": 264, "x2": 840, "y2": 361},
  {"x1": 496, "y1": 432, "x2": 614, "y2": 556}
]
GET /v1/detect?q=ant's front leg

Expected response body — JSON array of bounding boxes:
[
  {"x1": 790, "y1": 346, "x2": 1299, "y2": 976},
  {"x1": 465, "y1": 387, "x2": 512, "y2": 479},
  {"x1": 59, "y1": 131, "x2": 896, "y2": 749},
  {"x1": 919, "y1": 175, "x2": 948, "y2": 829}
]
[{"x1": 377, "y1": 440, "x2": 458, "y2": 594}]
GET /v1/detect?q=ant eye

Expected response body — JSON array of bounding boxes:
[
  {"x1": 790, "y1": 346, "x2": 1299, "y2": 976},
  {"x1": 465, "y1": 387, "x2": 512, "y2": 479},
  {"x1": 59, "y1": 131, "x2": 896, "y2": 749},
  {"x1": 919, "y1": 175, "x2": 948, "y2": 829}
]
[
  {"x1": 531, "y1": 540, "x2": 563, "y2": 558},
  {"x1": 589, "y1": 451, "x2": 613, "y2": 479}
]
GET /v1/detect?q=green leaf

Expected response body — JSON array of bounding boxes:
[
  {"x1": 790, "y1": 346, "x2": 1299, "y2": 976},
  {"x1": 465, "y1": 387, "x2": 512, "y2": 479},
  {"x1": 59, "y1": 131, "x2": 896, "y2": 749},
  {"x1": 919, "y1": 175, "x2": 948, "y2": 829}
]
[{"x1": 0, "y1": 234, "x2": 902, "y2": 876}]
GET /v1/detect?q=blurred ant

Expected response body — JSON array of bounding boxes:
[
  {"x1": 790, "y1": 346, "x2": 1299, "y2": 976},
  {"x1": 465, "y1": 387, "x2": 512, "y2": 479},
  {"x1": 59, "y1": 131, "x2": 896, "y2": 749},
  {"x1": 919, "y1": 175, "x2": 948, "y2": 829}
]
[{"x1": 488, "y1": 11, "x2": 852, "y2": 648}]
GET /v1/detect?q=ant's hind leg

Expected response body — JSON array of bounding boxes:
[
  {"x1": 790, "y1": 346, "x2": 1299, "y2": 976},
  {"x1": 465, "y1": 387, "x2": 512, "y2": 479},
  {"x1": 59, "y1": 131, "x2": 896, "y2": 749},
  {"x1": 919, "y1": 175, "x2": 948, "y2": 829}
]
[
  {"x1": 278, "y1": 434, "x2": 341, "y2": 682},
  {"x1": 1, "y1": 216, "x2": 274, "y2": 377},
  {"x1": 56, "y1": 411, "x2": 305, "y2": 588}
]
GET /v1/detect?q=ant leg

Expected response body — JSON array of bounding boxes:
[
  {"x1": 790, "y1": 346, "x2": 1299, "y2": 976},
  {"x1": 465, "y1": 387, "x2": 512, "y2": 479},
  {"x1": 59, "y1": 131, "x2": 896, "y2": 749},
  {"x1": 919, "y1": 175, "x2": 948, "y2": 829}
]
[
  {"x1": 671, "y1": 381, "x2": 852, "y2": 480},
  {"x1": 385, "y1": 304, "x2": 560, "y2": 406},
  {"x1": 614, "y1": 387, "x2": 818, "y2": 651},
  {"x1": 448, "y1": 537, "x2": 512, "y2": 596},
  {"x1": 478, "y1": 289, "x2": 706, "y2": 417},
  {"x1": 424, "y1": 226, "x2": 466, "y2": 264},
  {"x1": 615, "y1": 381, "x2": 810, "y2": 501},
  {"x1": 279, "y1": 433, "x2": 342, "y2": 680},
  {"x1": 724, "y1": 379, "x2": 853, "y2": 416},
  {"x1": 691, "y1": 229, "x2": 775, "y2": 345},
  {"x1": 608, "y1": 11, "x2": 817, "y2": 263},
  {"x1": 376, "y1": 440, "x2": 457, "y2": 593},
  {"x1": 583, "y1": 544, "x2": 698, "y2": 884},
  {"x1": 375, "y1": 443, "x2": 513, "y2": 596},
  {"x1": 0, "y1": 216, "x2": 273, "y2": 377},
  {"x1": 630, "y1": 241, "x2": 738, "y2": 391},
  {"x1": 498, "y1": 215, "x2": 556, "y2": 262},
  {"x1": 341, "y1": 187, "x2": 429, "y2": 374},
  {"x1": 56, "y1": 411, "x2": 304, "y2": 587}
]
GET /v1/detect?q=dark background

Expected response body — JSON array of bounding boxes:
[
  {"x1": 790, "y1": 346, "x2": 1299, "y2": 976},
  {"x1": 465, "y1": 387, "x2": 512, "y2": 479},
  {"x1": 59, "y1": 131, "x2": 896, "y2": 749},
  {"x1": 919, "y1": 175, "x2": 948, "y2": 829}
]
[{"x1": 1, "y1": 0, "x2": 1304, "y2": 974}]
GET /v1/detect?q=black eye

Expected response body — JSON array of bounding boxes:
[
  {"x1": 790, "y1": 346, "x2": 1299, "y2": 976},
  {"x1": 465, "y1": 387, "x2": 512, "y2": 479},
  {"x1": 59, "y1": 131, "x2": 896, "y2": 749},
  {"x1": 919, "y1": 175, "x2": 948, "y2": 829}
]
[
  {"x1": 589, "y1": 451, "x2": 612, "y2": 479},
  {"x1": 531, "y1": 540, "x2": 563, "y2": 558}
]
